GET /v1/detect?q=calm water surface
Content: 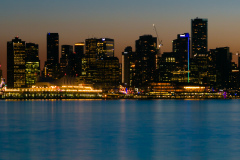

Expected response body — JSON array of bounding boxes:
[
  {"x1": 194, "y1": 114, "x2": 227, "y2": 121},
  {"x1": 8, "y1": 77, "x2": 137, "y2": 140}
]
[{"x1": 0, "y1": 100, "x2": 240, "y2": 160}]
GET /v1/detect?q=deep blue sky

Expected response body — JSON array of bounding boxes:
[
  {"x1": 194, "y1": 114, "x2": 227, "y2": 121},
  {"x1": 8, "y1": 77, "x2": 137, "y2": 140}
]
[{"x1": 1, "y1": 0, "x2": 240, "y2": 78}]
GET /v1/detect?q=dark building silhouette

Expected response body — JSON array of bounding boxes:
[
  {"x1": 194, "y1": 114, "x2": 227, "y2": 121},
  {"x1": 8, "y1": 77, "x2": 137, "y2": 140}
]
[
  {"x1": 213, "y1": 47, "x2": 232, "y2": 89},
  {"x1": 25, "y1": 43, "x2": 40, "y2": 88},
  {"x1": 205, "y1": 47, "x2": 232, "y2": 89},
  {"x1": 122, "y1": 46, "x2": 133, "y2": 86},
  {"x1": 60, "y1": 45, "x2": 73, "y2": 77},
  {"x1": 191, "y1": 18, "x2": 208, "y2": 57},
  {"x1": 134, "y1": 35, "x2": 157, "y2": 88},
  {"x1": 7, "y1": 37, "x2": 26, "y2": 88},
  {"x1": 43, "y1": 33, "x2": 59, "y2": 79},
  {"x1": 74, "y1": 42, "x2": 85, "y2": 76}
]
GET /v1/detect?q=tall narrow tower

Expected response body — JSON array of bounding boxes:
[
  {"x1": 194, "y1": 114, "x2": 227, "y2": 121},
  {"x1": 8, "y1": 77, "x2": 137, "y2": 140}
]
[
  {"x1": 44, "y1": 33, "x2": 59, "y2": 79},
  {"x1": 191, "y1": 18, "x2": 208, "y2": 57}
]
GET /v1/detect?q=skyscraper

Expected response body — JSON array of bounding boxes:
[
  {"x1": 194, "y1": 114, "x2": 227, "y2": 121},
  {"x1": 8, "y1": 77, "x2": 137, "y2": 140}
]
[
  {"x1": 74, "y1": 42, "x2": 85, "y2": 76},
  {"x1": 191, "y1": 18, "x2": 208, "y2": 57},
  {"x1": 172, "y1": 33, "x2": 190, "y2": 82},
  {"x1": 59, "y1": 45, "x2": 73, "y2": 77},
  {"x1": 80, "y1": 38, "x2": 114, "y2": 83},
  {"x1": 122, "y1": 46, "x2": 132, "y2": 85},
  {"x1": 44, "y1": 33, "x2": 59, "y2": 79},
  {"x1": 25, "y1": 43, "x2": 40, "y2": 88},
  {"x1": 7, "y1": 37, "x2": 26, "y2": 88},
  {"x1": 134, "y1": 35, "x2": 157, "y2": 87},
  {"x1": 78, "y1": 38, "x2": 118, "y2": 88}
]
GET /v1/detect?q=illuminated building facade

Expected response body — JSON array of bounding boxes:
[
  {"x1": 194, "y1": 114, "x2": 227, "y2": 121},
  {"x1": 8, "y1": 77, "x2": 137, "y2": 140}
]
[
  {"x1": 80, "y1": 38, "x2": 115, "y2": 86},
  {"x1": 159, "y1": 52, "x2": 177, "y2": 82},
  {"x1": 7, "y1": 37, "x2": 26, "y2": 88},
  {"x1": 44, "y1": 33, "x2": 59, "y2": 79},
  {"x1": 229, "y1": 62, "x2": 239, "y2": 90},
  {"x1": 134, "y1": 35, "x2": 157, "y2": 88},
  {"x1": 172, "y1": 33, "x2": 190, "y2": 82},
  {"x1": 96, "y1": 57, "x2": 120, "y2": 90},
  {"x1": 191, "y1": 18, "x2": 208, "y2": 57},
  {"x1": 25, "y1": 43, "x2": 40, "y2": 88},
  {"x1": 60, "y1": 45, "x2": 73, "y2": 77}
]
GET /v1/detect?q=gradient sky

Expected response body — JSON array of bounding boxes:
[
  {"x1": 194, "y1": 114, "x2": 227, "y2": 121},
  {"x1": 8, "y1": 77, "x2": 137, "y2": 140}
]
[{"x1": 1, "y1": 0, "x2": 240, "y2": 79}]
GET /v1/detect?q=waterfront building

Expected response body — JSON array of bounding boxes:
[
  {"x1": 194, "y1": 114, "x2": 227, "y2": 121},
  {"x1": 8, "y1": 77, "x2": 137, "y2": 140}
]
[
  {"x1": 25, "y1": 43, "x2": 40, "y2": 88},
  {"x1": 134, "y1": 35, "x2": 157, "y2": 88},
  {"x1": 43, "y1": 33, "x2": 59, "y2": 79},
  {"x1": 7, "y1": 37, "x2": 26, "y2": 88},
  {"x1": 191, "y1": 18, "x2": 208, "y2": 57},
  {"x1": 229, "y1": 62, "x2": 240, "y2": 90},
  {"x1": 2, "y1": 84, "x2": 102, "y2": 99}
]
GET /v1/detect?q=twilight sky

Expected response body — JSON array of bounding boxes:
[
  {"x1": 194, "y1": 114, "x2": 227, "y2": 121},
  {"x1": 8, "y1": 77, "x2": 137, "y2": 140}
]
[{"x1": 0, "y1": 0, "x2": 240, "y2": 79}]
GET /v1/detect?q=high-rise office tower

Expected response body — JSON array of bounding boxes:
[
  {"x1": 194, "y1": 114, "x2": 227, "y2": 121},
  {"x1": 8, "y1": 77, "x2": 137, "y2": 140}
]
[
  {"x1": 172, "y1": 33, "x2": 190, "y2": 82},
  {"x1": 134, "y1": 35, "x2": 157, "y2": 87},
  {"x1": 44, "y1": 33, "x2": 59, "y2": 79},
  {"x1": 80, "y1": 38, "x2": 114, "y2": 84},
  {"x1": 122, "y1": 46, "x2": 132, "y2": 85},
  {"x1": 74, "y1": 42, "x2": 85, "y2": 76},
  {"x1": 7, "y1": 37, "x2": 26, "y2": 88},
  {"x1": 25, "y1": 43, "x2": 40, "y2": 88},
  {"x1": 173, "y1": 33, "x2": 190, "y2": 54},
  {"x1": 85, "y1": 38, "x2": 114, "y2": 61},
  {"x1": 78, "y1": 38, "x2": 118, "y2": 88},
  {"x1": 213, "y1": 47, "x2": 232, "y2": 88},
  {"x1": 191, "y1": 18, "x2": 208, "y2": 57},
  {"x1": 59, "y1": 45, "x2": 73, "y2": 77},
  {"x1": 96, "y1": 57, "x2": 120, "y2": 90}
]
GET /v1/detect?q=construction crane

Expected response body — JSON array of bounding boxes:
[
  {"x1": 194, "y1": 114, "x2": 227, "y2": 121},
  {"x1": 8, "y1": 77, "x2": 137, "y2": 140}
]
[{"x1": 153, "y1": 24, "x2": 163, "y2": 56}]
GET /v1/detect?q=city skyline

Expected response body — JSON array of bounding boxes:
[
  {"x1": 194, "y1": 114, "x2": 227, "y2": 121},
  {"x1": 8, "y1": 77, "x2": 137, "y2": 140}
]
[{"x1": 1, "y1": 0, "x2": 240, "y2": 79}]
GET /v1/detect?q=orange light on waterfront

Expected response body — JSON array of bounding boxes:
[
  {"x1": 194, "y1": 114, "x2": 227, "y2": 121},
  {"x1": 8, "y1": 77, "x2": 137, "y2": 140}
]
[{"x1": 184, "y1": 86, "x2": 205, "y2": 89}]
